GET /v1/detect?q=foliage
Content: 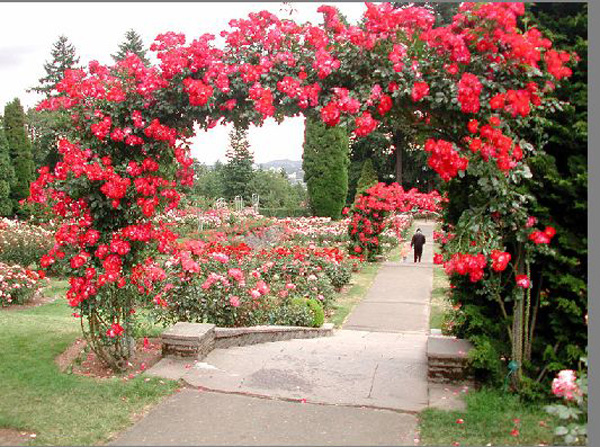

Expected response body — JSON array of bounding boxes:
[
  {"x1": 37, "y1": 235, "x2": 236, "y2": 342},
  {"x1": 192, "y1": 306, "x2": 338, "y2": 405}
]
[
  {"x1": 522, "y1": 2, "x2": 588, "y2": 383},
  {"x1": 347, "y1": 130, "x2": 395, "y2": 203},
  {"x1": 0, "y1": 218, "x2": 55, "y2": 268},
  {"x1": 305, "y1": 298, "x2": 325, "y2": 327},
  {"x1": 436, "y1": 2, "x2": 587, "y2": 389},
  {"x1": 188, "y1": 160, "x2": 225, "y2": 200},
  {"x1": 27, "y1": 36, "x2": 81, "y2": 172},
  {"x1": 0, "y1": 262, "x2": 45, "y2": 306},
  {"x1": 354, "y1": 159, "x2": 378, "y2": 201},
  {"x1": 112, "y1": 29, "x2": 150, "y2": 65},
  {"x1": 544, "y1": 357, "x2": 587, "y2": 445},
  {"x1": 303, "y1": 117, "x2": 349, "y2": 219},
  {"x1": 3, "y1": 98, "x2": 35, "y2": 211},
  {"x1": 222, "y1": 126, "x2": 255, "y2": 201},
  {"x1": 149, "y1": 238, "x2": 355, "y2": 328},
  {"x1": 348, "y1": 182, "x2": 440, "y2": 260},
  {"x1": 0, "y1": 120, "x2": 16, "y2": 216},
  {"x1": 248, "y1": 168, "x2": 306, "y2": 210},
  {"x1": 29, "y1": 35, "x2": 80, "y2": 96}
]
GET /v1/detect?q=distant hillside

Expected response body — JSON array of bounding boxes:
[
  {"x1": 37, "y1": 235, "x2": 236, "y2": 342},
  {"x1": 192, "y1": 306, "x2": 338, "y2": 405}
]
[
  {"x1": 256, "y1": 159, "x2": 304, "y2": 183},
  {"x1": 258, "y1": 159, "x2": 302, "y2": 171}
]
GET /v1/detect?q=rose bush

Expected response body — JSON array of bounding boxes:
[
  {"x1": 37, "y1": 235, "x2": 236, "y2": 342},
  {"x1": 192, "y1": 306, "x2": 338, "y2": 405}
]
[
  {"x1": 347, "y1": 183, "x2": 441, "y2": 260},
  {"x1": 0, "y1": 262, "x2": 46, "y2": 307},
  {"x1": 144, "y1": 238, "x2": 357, "y2": 328},
  {"x1": 27, "y1": 3, "x2": 577, "y2": 371},
  {"x1": 0, "y1": 218, "x2": 55, "y2": 268}
]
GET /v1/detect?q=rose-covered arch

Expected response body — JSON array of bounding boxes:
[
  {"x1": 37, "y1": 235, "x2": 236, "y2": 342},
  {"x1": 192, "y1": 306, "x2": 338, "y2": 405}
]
[{"x1": 30, "y1": 3, "x2": 575, "y2": 371}]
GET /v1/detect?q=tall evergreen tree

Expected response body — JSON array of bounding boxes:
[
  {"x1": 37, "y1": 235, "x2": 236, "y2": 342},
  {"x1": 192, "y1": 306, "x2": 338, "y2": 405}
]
[
  {"x1": 222, "y1": 126, "x2": 255, "y2": 201},
  {"x1": 302, "y1": 117, "x2": 349, "y2": 219},
  {"x1": 0, "y1": 117, "x2": 16, "y2": 216},
  {"x1": 354, "y1": 159, "x2": 379, "y2": 201},
  {"x1": 28, "y1": 35, "x2": 80, "y2": 171},
  {"x1": 29, "y1": 35, "x2": 80, "y2": 96},
  {"x1": 112, "y1": 29, "x2": 149, "y2": 65},
  {"x1": 4, "y1": 99, "x2": 35, "y2": 209}
]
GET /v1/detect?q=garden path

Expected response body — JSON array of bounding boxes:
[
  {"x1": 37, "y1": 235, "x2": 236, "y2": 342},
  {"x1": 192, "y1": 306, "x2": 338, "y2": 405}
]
[{"x1": 110, "y1": 221, "x2": 436, "y2": 446}]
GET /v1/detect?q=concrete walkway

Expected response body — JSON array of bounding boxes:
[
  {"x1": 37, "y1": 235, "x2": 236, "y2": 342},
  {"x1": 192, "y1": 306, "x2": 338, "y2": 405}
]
[
  {"x1": 110, "y1": 221, "x2": 436, "y2": 446},
  {"x1": 344, "y1": 222, "x2": 434, "y2": 333}
]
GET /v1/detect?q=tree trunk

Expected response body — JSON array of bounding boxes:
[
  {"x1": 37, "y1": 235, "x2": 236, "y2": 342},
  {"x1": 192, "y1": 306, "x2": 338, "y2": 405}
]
[{"x1": 393, "y1": 130, "x2": 404, "y2": 186}]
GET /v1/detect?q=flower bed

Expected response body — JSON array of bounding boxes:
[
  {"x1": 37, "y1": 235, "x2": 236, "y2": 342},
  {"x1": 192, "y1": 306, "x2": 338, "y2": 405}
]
[
  {"x1": 0, "y1": 262, "x2": 45, "y2": 307},
  {"x1": 0, "y1": 218, "x2": 55, "y2": 268},
  {"x1": 141, "y1": 237, "x2": 358, "y2": 329}
]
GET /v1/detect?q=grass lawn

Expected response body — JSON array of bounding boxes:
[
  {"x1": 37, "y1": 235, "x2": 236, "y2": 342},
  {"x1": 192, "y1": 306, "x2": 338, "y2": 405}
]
[
  {"x1": 419, "y1": 387, "x2": 557, "y2": 446},
  {"x1": 0, "y1": 285, "x2": 178, "y2": 446}
]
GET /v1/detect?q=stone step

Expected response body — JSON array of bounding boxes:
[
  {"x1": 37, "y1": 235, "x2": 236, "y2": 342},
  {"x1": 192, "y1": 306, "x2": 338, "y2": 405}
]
[{"x1": 427, "y1": 335, "x2": 474, "y2": 383}]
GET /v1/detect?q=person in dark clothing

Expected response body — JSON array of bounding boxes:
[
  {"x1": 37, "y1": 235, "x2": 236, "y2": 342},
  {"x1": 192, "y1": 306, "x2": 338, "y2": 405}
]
[{"x1": 411, "y1": 228, "x2": 426, "y2": 263}]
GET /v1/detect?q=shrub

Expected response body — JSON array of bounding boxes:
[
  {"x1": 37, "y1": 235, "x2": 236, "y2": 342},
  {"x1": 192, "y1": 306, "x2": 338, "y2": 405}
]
[
  {"x1": 270, "y1": 298, "x2": 314, "y2": 327},
  {"x1": 305, "y1": 298, "x2": 325, "y2": 327},
  {"x1": 0, "y1": 262, "x2": 45, "y2": 306},
  {"x1": 0, "y1": 218, "x2": 54, "y2": 268}
]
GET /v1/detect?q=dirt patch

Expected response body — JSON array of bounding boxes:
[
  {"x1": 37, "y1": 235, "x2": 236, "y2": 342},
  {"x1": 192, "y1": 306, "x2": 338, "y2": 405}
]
[
  {"x1": 0, "y1": 428, "x2": 36, "y2": 446},
  {"x1": 0, "y1": 288, "x2": 58, "y2": 312},
  {"x1": 55, "y1": 337, "x2": 163, "y2": 379}
]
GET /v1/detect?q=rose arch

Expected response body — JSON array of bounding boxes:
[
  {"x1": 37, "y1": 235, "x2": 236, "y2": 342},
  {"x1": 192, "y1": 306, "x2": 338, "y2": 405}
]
[{"x1": 29, "y1": 3, "x2": 575, "y2": 375}]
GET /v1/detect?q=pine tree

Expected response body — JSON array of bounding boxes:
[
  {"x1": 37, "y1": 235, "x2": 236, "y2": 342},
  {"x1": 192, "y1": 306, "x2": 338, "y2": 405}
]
[
  {"x1": 4, "y1": 99, "x2": 35, "y2": 209},
  {"x1": 302, "y1": 117, "x2": 349, "y2": 219},
  {"x1": 0, "y1": 117, "x2": 16, "y2": 216},
  {"x1": 29, "y1": 35, "x2": 80, "y2": 96},
  {"x1": 112, "y1": 29, "x2": 149, "y2": 65},
  {"x1": 28, "y1": 35, "x2": 80, "y2": 171},
  {"x1": 354, "y1": 159, "x2": 379, "y2": 201},
  {"x1": 222, "y1": 126, "x2": 255, "y2": 201}
]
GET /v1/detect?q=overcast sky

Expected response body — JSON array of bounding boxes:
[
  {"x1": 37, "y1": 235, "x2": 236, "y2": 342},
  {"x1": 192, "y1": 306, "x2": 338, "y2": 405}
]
[{"x1": 0, "y1": 2, "x2": 367, "y2": 164}]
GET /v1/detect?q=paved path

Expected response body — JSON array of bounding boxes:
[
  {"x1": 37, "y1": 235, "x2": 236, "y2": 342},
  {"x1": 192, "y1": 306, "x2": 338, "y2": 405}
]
[
  {"x1": 110, "y1": 221, "x2": 437, "y2": 446},
  {"x1": 344, "y1": 222, "x2": 434, "y2": 333}
]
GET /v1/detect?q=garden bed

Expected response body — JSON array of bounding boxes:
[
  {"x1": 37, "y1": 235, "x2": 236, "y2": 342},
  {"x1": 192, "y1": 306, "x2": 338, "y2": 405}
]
[{"x1": 55, "y1": 337, "x2": 163, "y2": 379}]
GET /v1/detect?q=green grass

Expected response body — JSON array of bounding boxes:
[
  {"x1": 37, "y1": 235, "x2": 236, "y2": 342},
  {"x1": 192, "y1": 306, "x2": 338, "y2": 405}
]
[
  {"x1": 419, "y1": 387, "x2": 557, "y2": 446},
  {"x1": 328, "y1": 262, "x2": 381, "y2": 328},
  {"x1": 43, "y1": 278, "x2": 69, "y2": 300},
  {"x1": 0, "y1": 290, "x2": 178, "y2": 446}
]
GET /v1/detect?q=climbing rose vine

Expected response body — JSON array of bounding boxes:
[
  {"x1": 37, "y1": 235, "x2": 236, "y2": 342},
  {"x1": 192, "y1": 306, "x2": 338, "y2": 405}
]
[{"x1": 29, "y1": 2, "x2": 576, "y2": 371}]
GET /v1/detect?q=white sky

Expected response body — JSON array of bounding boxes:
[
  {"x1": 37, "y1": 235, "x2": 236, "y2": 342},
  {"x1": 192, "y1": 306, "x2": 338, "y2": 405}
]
[{"x1": 0, "y1": 2, "x2": 368, "y2": 164}]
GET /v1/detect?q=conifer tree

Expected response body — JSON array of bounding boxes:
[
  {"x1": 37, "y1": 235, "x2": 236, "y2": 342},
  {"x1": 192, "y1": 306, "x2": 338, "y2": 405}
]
[
  {"x1": 222, "y1": 126, "x2": 255, "y2": 201},
  {"x1": 3, "y1": 99, "x2": 35, "y2": 209},
  {"x1": 28, "y1": 35, "x2": 80, "y2": 171},
  {"x1": 354, "y1": 158, "x2": 379, "y2": 201},
  {"x1": 112, "y1": 29, "x2": 149, "y2": 65},
  {"x1": 302, "y1": 117, "x2": 349, "y2": 219},
  {"x1": 29, "y1": 35, "x2": 80, "y2": 96},
  {"x1": 0, "y1": 117, "x2": 16, "y2": 216}
]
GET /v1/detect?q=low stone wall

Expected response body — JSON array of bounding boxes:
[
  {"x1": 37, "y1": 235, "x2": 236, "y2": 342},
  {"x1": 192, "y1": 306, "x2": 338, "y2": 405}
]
[
  {"x1": 161, "y1": 322, "x2": 334, "y2": 359},
  {"x1": 214, "y1": 324, "x2": 334, "y2": 349},
  {"x1": 427, "y1": 335, "x2": 473, "y2": 383},
  {"x1": 161, "y1": 322, "x2": 215, "y2": 358}
]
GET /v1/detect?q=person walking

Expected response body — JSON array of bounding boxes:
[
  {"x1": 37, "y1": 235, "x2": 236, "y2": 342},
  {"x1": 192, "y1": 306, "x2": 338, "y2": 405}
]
[{"x1": 410, "y1": 228, "x2": 426, "y2": 263}]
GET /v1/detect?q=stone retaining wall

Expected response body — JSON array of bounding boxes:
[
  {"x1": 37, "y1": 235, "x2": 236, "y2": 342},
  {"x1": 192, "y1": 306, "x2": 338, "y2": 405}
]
[
  {"x1": 161, "y1": 322, "x2": 334, "y2": 359},
  {"x1": 214, "y1": 324, "x2": 334, "y2": 349}
]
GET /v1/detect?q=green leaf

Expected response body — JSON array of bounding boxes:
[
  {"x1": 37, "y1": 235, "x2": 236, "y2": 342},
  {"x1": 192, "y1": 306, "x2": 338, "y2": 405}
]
[{"x1": 555, "y1": 426, "x2": 568, "y2": 436}]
